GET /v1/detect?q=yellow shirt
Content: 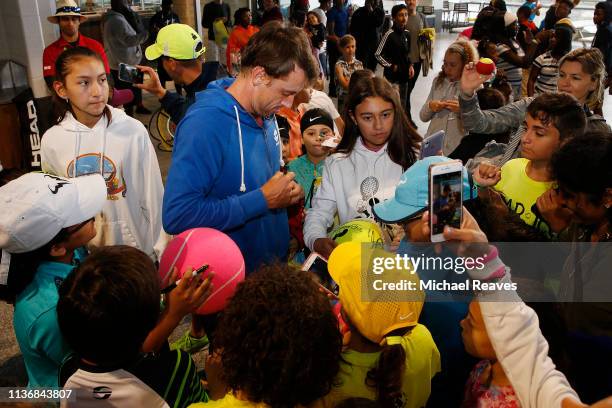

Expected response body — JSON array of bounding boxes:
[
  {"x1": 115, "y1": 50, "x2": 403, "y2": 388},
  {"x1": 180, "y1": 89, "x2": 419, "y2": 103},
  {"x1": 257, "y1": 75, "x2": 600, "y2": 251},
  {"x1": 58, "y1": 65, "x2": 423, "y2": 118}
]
[
  {"x1": 314, "y1": 324, "x2": 441, "y2": 408},
  {"x1": 494, "y1": 158, "x2": 554, "y2": 235},
  {"x1": 190, "y1": 393, "x2": 267, "y2": 407}
]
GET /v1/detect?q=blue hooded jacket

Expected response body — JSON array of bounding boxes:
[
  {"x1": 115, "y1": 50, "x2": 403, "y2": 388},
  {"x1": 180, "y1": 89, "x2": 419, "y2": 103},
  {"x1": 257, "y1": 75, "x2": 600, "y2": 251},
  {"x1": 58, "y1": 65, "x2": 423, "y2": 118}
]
[{"x1": 162, "y1": 78, "x2": 289, "y2": 272}]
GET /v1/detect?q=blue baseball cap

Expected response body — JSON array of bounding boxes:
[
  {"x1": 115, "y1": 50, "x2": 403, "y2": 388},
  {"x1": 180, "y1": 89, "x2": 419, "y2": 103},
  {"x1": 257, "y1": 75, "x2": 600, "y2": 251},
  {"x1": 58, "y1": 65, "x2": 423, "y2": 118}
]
[{"x1": 373, "y1": 156, "x2": 474, "y2": 223}]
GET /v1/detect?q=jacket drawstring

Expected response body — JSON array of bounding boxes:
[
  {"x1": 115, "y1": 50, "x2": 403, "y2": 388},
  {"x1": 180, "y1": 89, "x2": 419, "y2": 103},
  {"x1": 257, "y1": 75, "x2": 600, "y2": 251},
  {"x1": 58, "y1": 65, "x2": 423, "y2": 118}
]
[
  {"x1": 234, "y1": 106, "x2": 246, "y2": 192},
  {"x1": 100, "y1": 122, "x2": 107, "y2": 176},
  {"x1": 71, "y1": 113, "x2": 106, "y2": 178},
  {"x1": 73, "y1": 122, "x2": 81, "y2": 177}
]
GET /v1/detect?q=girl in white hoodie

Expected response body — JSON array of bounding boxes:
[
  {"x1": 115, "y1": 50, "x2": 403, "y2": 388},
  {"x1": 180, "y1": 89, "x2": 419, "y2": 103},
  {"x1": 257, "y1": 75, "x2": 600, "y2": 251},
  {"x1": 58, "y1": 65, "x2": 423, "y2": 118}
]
[
  {"x1": 304, "y1": 76, "x2": 421, "y2": 258},
  {"x1": 41, "y1": 47, "x2": 167, "y2": 261}
]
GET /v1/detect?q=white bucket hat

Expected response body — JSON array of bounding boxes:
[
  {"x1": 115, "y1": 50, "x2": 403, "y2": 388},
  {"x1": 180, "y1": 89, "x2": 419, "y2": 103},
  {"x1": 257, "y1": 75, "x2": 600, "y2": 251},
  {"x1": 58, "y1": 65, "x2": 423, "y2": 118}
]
[{"x1": 48, "y1": 0, "x2": 87, "y2": 24}]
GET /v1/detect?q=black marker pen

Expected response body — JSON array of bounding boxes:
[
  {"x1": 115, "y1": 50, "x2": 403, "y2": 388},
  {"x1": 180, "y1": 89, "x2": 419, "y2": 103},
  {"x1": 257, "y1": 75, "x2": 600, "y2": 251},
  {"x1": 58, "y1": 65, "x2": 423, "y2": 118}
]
[{"x1": 161, "y1": 264, "x2": 209, "y2": 294}]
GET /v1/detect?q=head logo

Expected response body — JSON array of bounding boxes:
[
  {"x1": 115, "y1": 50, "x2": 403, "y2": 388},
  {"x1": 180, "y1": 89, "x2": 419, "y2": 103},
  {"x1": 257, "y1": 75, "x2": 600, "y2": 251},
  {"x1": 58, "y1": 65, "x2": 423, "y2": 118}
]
[{"x1": 92, "y1": 386, "x2": 112, "y2": 400}]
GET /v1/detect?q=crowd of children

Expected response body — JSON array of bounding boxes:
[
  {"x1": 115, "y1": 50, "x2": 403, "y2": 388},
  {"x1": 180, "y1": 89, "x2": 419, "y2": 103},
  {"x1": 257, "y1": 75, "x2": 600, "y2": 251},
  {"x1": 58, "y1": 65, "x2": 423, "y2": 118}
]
[{"x1": 1, "y1": 1, "x2": 612, "y2": 407}]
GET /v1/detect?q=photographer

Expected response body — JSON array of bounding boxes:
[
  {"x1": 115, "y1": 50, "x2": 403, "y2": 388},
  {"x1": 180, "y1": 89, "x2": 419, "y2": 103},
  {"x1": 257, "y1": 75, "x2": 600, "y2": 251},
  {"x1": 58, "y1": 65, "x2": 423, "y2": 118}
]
[{"x1": 136, "y1": 24, "x2": 208, "y2": 125}]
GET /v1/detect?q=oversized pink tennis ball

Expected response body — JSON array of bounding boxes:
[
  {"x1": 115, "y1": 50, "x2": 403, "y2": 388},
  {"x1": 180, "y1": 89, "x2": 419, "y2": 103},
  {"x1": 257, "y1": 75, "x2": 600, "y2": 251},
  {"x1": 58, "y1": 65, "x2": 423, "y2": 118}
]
[
  {"x1": 159, "y1": 228, "x2": 245, "y2": 315},
  {"x1": 476, "y1": 58, "x2": 495, "y2": 75}
]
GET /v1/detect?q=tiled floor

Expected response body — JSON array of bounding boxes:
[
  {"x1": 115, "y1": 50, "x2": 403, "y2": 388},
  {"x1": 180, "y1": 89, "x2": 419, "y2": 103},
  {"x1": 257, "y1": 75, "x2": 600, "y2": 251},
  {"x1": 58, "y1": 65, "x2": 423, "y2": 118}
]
[{"x1": 0, "y1": 31, "x2": 610, "y2": 385}]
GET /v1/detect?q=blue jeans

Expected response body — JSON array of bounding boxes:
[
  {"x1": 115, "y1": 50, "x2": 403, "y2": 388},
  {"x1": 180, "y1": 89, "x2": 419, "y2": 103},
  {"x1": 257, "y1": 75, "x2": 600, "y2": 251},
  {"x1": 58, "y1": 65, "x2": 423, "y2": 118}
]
[{"x1": 319, "y1": 51, "x2": 329, "y2": 79}]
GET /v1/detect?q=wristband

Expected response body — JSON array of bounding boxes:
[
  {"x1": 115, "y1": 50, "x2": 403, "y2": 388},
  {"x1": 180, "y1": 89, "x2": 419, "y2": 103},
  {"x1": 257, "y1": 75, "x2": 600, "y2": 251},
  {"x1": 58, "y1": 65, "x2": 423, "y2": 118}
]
[{"x1": 466, "y1": 245, "x2": 506, "y2": 281}]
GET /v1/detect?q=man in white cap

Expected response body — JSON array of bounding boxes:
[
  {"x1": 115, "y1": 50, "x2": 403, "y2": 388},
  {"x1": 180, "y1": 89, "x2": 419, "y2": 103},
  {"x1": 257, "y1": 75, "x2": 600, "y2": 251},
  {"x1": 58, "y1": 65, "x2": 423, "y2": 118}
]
[
  {"x1": 136, "y1": 23, "x2": 208, "y2": 124},
  {"x1": 43, "y1": 0, "x2": 110, "y2": 88}
]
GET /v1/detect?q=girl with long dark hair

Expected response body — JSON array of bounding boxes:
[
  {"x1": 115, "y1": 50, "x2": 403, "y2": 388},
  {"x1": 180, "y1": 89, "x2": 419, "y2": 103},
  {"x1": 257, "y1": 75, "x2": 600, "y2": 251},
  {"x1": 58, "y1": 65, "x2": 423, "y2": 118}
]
[
  {"x1": 304, "y1": 76, "x2": 421, "y2": 258},
  {"x1": 41, "y1": 47, "x2": 167, "y2": 262}
]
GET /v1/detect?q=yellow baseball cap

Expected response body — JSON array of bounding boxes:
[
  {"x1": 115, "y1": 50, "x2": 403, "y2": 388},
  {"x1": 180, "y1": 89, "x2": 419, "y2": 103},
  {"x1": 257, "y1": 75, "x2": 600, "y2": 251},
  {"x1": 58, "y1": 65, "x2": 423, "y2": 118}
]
[
  {"x1": 145, "y1": 24, "x2": 205, "y2": 61},
  {"x1": 328, "y1": 242, "x2": 424, "y2": 345}
]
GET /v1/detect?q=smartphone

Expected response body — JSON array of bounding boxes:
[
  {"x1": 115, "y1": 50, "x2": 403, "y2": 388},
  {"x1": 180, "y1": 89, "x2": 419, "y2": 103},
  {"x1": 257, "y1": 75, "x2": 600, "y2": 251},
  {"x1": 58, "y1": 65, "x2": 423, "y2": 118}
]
[
  {"x1": 420, "y1": 130, "x2": 445, "y2": 159},
  {"x1": 302, "y1": 252, "x2": 338, "y2": 295},
  {"x1": 429, "y1": 160, "x2": 463, "y2": 242},
  {"x1": 322, "y1": 137, "x2": 339, "y2": 148},
  {"x1": 118, "y1": 63, "x2": 144, "y2": 84}
]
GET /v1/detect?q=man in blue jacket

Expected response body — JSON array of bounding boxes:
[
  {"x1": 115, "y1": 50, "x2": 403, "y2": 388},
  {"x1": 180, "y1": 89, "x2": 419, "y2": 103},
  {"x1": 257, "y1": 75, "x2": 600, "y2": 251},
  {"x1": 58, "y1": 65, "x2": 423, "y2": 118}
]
[{"x1": 163, "y1": 22, "x2": 318, "y2": 272}]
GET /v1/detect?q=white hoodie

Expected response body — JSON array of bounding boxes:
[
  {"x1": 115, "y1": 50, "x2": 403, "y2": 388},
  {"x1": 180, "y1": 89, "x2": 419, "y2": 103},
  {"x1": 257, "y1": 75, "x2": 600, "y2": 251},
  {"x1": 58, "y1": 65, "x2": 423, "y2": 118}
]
[
  {"x1": 41, "y1": 106, "x2": 168, "y2": 261},
  {"x1": 303, "y1": 137, "x2": 403, "y2": 250},
  {"x1": 480, "y1": 299, "x2": 580, "y2": 408},
  {"x1": 471, "y1": 254, "x2": 581, "y2": 408}
]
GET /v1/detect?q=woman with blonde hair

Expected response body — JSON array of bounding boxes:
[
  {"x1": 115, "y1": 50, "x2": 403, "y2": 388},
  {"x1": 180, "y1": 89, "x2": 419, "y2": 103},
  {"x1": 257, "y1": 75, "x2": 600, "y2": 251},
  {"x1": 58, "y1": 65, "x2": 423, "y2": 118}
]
[
  {"x1": 458, "y1": 47, "x2": 610, "y2": 168},
  {"x1": 420, "y1": 39, "x2": 478, "y2": 155},
  {"x1": 558, "y1": 47, "x2": 607, "y2": 113}
]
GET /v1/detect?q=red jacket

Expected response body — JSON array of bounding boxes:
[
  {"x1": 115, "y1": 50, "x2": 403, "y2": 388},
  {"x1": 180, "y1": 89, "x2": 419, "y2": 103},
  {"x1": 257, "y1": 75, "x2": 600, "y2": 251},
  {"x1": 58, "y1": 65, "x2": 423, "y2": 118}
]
[{"x1": 43, "y1": 35, "x2": 110, "y2": 78}]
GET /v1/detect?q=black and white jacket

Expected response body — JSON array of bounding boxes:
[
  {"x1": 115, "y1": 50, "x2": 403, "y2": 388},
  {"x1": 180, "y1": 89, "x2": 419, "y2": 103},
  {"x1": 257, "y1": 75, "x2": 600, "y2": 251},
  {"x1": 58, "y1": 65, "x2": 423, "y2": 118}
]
[{"x1": 375, "y1": 25, "x2": 412, "y2": 84}]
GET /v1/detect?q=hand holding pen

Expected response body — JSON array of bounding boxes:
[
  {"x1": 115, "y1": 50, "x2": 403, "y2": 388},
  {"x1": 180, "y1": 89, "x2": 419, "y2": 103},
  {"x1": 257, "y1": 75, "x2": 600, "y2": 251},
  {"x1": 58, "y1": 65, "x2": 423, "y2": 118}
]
[
  {"x1": 261, "y1": 170, "x2": 304, "y2": 209},
  {"x1": 161, "y1": 264, "x2": 210, "y2": 293},
  {"x1": 163, "y1": 265, "x2": 214, "y2": 320}
]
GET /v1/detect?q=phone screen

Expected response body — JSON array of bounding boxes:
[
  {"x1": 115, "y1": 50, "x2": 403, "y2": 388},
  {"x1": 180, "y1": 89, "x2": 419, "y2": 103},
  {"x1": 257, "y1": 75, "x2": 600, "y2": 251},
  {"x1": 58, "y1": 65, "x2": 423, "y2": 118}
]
[
  {"x1": 118, "y1": 63, "x2": 143, "y2": 84},
  {"x1": 431, "y1": 170, "x2": 463, "y2": 235},
  {"x1": 308, "y1": 256, "x2": 330, "y2": 282}
]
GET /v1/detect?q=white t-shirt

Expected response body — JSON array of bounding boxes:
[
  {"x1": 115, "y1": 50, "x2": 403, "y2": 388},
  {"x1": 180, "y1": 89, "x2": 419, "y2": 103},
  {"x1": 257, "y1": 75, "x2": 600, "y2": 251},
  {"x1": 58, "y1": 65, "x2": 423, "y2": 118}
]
[
  {"x1": 300, "y1": 89, "x2": 341, "y2": 135},
  {"x1": 301, "y1": 89, "x2": 340, "y2": 120}
]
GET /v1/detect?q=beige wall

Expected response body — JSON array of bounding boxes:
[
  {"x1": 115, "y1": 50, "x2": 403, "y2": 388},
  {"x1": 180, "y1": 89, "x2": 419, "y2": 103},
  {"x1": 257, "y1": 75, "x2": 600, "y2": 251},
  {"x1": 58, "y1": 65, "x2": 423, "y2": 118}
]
[
  {"x1": 174, "y1": 0, "x2": 199, "y2": 28},
  {"x1": 0, "y1": 0, "x2": 56, "y2": 98}
]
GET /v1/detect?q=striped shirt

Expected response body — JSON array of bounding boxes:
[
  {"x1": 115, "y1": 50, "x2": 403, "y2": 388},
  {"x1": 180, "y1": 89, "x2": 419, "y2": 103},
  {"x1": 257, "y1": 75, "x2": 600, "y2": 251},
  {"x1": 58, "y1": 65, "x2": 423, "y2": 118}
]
[
  {"x1": 60, "y1": 350, "x2": 208, "y2": 408},
  {"x1": 496, "y1": 41, "x2": 525, "y2": 91},
  {"x1": 335, "y1": 58, "x2": 364, "y2": 98},
  {"x1": 532, "y1": 51, "x2": 560, "y2": 95}
]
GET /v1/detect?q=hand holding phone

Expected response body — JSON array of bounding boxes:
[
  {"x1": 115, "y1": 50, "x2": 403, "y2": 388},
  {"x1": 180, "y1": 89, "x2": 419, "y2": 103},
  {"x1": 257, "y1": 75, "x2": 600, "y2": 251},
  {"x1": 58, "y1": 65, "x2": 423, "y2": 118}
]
[
  {"x1": 429, "y1": 160, "x2": 464, "y2": 242},
  {"x1": 420, "y1": 210, "x2": 489, "y2": 258},
  {"x1": 118, "y1": 62, "x2": 144, "y2": 84}
]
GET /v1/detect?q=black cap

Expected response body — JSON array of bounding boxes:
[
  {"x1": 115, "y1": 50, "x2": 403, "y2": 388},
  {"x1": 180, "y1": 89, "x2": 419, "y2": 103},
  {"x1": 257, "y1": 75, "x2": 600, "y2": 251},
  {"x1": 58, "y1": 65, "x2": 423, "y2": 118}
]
[
  {"x1": 276, "y1": 115, "x2": 290, "y2": 142},
  {"x1": 300, "y1": 108, "x2": 334, "y2": 135}
]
